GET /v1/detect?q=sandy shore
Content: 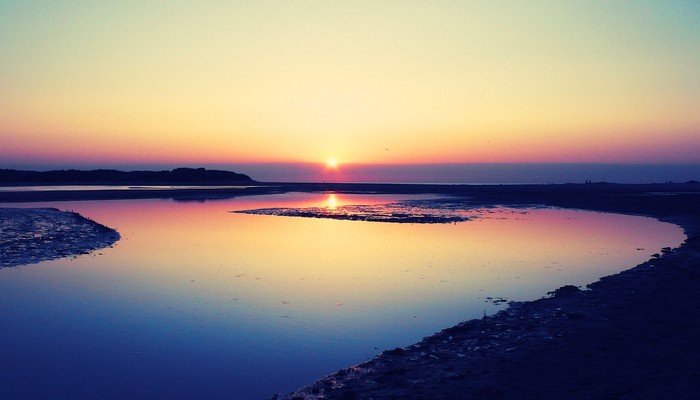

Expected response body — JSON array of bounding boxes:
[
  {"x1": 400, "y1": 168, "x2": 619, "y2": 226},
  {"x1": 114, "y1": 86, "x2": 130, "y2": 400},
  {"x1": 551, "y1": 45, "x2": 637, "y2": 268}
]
[
  {"x1": 2, "y1": 182, "x2": 699, "y2": 398},
  {"x1": 0, "y1": 208, "x2": 120, "y2": 268}
]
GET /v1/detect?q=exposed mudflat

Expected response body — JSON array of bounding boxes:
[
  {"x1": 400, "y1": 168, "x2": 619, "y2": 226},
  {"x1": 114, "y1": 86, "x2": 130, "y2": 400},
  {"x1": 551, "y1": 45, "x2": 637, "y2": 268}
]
[
  {"x1": 233, "y1": 199, "x2": 531, "y2": 224},
  {"x1": 0, "y1": 207, "x2": 120, "y2": 268}
]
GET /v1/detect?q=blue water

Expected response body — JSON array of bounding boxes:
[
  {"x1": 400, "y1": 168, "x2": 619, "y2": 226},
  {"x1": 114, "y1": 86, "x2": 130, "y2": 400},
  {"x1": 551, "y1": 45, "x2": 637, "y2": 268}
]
[{"x1": 0, "y1": 194, "x2": 686, "y2": 399}]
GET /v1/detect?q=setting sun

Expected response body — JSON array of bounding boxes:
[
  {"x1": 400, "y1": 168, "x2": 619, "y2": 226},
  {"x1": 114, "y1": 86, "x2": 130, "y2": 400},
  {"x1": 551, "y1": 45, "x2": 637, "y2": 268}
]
[{"x1": 1, "y1": 1, "x2": 700, "y2": 399}]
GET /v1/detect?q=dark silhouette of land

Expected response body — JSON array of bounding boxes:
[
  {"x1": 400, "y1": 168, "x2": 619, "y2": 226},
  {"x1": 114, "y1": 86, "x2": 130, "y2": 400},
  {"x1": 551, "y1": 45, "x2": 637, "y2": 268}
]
[
  {"x1": 0, "y1": 167, "x2": 253, "y2": 186},
  {"x1": 1, "y1": 170, "x2": 700, "y2": 399}
]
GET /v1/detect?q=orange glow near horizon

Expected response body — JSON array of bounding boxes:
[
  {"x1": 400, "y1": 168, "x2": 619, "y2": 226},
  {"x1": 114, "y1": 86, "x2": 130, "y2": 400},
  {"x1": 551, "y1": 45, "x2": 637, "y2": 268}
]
[{"x1": 1, "y1": 2, "x2": 699, "y2": 169}]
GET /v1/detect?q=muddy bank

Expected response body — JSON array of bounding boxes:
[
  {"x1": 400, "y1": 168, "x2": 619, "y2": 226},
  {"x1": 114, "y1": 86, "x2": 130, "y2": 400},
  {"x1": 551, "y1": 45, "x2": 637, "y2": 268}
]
[
  {"x1": 0, "y1": 208, "x2": 120, "y2": 268},
  {"x1": 274, "y1": 189, "x2": 700, "y2": 400}
]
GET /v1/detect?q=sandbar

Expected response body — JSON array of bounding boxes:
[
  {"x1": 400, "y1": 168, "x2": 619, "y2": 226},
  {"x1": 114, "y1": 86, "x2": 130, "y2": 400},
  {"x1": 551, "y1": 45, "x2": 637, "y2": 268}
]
[{"x1": 0, "y1": 208, "x2": 120, "y2": 268}]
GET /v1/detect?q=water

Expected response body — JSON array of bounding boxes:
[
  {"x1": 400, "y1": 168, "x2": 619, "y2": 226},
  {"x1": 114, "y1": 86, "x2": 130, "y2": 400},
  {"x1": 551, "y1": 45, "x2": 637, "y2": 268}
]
[
  {"x1": 0, "y1": 185, "x2": 257, "y2": 192},
  {"x1": 0, "y1": 193, "x2": 686, "y2": 399}
]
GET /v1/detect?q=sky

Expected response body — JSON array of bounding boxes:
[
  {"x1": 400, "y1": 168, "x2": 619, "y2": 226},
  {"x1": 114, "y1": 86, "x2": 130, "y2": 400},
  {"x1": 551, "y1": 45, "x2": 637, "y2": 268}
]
[{"x1": 1, "y1": 1, "x2": 699, "y2": 182}]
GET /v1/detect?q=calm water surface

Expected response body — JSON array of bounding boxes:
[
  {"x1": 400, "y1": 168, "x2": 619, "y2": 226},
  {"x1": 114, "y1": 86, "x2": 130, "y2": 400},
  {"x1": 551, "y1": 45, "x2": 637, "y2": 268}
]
[{"x1": 0, "y1": 193, "x2": 686, "y2": 399}]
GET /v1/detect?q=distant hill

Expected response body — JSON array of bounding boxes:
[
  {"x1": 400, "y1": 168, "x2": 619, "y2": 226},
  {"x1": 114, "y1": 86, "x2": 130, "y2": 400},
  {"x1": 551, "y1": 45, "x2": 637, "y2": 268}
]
[{"x1": 0, "y1": 168, "x2": 255, "y2": 185}]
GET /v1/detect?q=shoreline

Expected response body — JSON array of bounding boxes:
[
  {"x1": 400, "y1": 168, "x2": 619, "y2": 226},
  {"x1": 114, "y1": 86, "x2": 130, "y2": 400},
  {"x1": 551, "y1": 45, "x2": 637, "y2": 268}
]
[
  {"x1": 0, "y1": 181, "x2": 697, "y2": 204},
  {"x1": 277, "y1": 235, "x2": 700, "y2": 399},
  {"x1": 270, "y1": 184, "x2": 700, "y2": 399}
]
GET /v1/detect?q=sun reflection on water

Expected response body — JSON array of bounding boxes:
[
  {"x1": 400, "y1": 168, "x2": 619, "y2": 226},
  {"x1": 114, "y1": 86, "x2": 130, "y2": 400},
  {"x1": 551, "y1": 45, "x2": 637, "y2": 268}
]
[{"x1": 327, "y1": 193, "x2": 338, "y2": 209}]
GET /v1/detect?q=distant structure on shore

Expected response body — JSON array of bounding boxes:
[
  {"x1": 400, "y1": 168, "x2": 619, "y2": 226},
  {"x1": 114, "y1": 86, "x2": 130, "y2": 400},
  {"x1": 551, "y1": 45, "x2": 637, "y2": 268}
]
[{"x1": 0, "y1": 167, "x2": 254, "y2": 185}]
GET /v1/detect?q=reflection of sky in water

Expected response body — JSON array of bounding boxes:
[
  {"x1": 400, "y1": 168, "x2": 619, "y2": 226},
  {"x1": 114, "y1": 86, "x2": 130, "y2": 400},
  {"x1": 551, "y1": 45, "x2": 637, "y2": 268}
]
[{"x1": 0, "y1": 193, "x2": 686, "y2": 399}]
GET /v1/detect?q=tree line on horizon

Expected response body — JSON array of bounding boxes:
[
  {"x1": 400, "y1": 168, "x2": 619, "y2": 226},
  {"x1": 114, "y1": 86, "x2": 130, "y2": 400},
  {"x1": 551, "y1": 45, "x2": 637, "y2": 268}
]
[{"x1": 0, "y1": 167, "x2": 254, "y2": 185}]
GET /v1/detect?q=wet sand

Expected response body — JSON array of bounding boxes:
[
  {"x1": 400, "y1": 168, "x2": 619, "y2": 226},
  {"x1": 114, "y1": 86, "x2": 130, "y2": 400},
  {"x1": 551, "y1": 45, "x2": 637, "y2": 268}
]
[{"x1": 2, "y1": 182, "x2": 700, "y2": 399}]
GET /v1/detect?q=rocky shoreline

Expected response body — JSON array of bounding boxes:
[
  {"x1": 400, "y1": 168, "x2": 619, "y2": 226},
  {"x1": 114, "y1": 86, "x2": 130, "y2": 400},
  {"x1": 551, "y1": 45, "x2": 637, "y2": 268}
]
[{"x1": 0, "y1": 208, "x2": 120, "y2": 268}]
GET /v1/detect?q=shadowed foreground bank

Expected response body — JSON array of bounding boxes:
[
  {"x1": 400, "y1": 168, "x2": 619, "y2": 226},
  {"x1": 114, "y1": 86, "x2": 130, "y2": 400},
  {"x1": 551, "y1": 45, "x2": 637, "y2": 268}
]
[
  {"x1": 274, "y1": 185, "x2": 700, "y2": 400},
  {"x1": 277, "y1": 237, "x2": 700, "y2": 399}
]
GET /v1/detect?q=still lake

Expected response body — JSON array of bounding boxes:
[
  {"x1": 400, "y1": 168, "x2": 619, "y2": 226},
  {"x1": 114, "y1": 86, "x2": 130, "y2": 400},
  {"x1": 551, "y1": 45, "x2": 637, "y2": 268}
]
[{"x1": 0, "y1": 193, "x2": 686, "y2": 399}]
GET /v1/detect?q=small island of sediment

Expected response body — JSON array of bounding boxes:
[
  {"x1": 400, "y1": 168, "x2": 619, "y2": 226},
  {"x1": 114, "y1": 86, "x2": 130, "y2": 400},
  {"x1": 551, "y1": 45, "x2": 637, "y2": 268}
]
[{"x1": 0, "y1": 208, "x2": 120, "y2": 269}]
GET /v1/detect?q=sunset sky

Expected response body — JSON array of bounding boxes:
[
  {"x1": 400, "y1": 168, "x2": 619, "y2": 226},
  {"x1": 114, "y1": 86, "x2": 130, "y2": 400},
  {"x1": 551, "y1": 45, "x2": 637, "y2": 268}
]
[{"x1": 1, "y1": 1, "x2": 699, "y2": 181}]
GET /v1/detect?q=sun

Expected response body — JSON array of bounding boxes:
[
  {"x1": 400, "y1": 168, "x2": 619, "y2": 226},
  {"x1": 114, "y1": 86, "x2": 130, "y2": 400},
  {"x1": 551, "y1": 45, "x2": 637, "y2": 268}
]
[{"x1": 326, "y1": 158, "x2": 338, "y2": 168}]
